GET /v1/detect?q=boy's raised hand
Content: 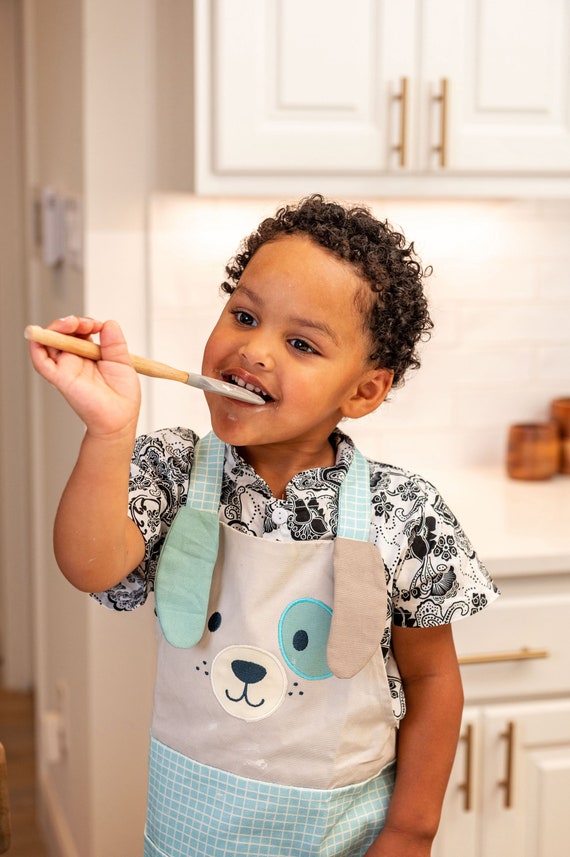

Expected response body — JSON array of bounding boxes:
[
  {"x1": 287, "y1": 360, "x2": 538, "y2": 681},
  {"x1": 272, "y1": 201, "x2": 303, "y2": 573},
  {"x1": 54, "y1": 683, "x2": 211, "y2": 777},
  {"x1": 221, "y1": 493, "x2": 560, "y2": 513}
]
[{"x1": 28, "y1": 316, "x2": 141, "y2": 438}]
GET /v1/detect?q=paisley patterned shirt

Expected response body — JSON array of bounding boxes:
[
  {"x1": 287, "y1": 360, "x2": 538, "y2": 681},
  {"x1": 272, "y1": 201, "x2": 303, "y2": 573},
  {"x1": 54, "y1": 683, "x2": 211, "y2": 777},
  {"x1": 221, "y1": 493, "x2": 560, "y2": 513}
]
[{"x1": 92, "y1": 426, "x2": 498, "y2": 718}]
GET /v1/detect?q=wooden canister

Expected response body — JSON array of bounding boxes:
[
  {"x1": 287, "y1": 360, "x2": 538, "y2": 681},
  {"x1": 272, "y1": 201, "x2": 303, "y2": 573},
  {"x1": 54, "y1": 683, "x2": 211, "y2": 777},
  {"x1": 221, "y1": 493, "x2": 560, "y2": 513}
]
[
  {"x1": 506, "y1": 422, "x2": 560, "y2": 480},
  {"x1": 551, "y1": 398, "x2": 570, "y2": 474}
]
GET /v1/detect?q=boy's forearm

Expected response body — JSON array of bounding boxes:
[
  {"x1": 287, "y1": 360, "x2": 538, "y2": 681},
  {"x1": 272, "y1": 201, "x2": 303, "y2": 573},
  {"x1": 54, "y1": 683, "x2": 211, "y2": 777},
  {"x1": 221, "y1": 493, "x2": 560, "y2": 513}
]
[
  {"x1": 54, "y1": 428, "x2": 145, "y2": 592},
  {"x1": 366, "y1": 625, "x2": 464, "y2": 856},
  {"x1": 383, "y1": 670, "x2": 463, "y2": 843}
]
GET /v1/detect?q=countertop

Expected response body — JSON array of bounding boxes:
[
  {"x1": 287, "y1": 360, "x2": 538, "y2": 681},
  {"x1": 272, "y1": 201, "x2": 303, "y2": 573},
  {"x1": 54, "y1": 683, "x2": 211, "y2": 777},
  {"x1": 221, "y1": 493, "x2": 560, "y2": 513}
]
[{"x1": 425, "y1": 467, "x2": 570, "y2": 577}]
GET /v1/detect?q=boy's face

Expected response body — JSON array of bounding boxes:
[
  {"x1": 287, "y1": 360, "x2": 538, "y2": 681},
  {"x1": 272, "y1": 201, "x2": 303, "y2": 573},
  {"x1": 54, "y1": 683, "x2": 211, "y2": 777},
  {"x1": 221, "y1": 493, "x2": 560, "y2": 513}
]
[{"x1": 202, "y1": 234, "x2": 392, "y2": 461}]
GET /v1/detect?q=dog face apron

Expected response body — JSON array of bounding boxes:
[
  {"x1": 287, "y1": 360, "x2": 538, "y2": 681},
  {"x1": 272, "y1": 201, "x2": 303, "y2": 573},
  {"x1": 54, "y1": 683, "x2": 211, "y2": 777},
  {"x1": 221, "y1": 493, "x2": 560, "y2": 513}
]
[{"x1": 145, "y1": 432, "x2": 398, "y2": 857}]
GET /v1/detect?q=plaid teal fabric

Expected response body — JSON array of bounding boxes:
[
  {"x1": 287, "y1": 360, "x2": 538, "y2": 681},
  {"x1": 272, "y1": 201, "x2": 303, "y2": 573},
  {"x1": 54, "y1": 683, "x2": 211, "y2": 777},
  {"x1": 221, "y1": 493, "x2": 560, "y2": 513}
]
[
  {"x1": 154, "y1": 432, "x2": 226, "y2": 649},
  {"x1": 144, "y1": 739, "x2": 395, "y2": 857},
  {"x1": 337, "y1": 448, "x2": 371, "y2": 543},
  {"x1": 185, "y1": 432, "x2": 225, "y2": 514},
  {"x1": 188, "y1": 434, "x2": 369, "y2": 537}
]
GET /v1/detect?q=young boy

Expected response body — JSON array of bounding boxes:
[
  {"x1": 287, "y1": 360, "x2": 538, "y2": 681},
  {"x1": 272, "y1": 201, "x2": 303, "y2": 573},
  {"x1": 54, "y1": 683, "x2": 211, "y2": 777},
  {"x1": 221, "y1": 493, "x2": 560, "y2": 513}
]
[{"x1": 29, "y1": 195, "x2": 498, "y2": 857}]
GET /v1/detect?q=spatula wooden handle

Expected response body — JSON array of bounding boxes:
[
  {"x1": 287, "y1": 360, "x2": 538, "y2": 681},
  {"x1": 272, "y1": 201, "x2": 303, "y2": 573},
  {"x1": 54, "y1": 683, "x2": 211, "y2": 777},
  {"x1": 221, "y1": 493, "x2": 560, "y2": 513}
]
[{"x1": 24, "y1": 325, "x2": 189, "y2": 384}]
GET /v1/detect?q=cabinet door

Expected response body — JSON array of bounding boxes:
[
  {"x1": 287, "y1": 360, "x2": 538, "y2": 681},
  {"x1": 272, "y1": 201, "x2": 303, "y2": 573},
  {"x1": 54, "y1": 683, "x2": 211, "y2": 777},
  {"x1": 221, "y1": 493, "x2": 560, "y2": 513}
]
[
  {"x1": 481, "y1": 700, "x2": 570, "y2": 857},
  {"x1": 196, "y1": 0, "x2": 416, "y2": 176},
  {"x1": 422, "y1": 0, "x2": 570, "y2": 172},
  {"x1": 432, "y1": 707, "x2": 481, "y2": 857}
]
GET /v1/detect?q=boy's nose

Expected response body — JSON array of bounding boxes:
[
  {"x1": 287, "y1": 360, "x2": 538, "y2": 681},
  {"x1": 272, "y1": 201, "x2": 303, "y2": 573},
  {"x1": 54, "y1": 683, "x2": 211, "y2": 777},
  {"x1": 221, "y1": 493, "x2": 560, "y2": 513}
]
[{"x1": 239, "y1": 333, "x2": 275, "y2": 370}]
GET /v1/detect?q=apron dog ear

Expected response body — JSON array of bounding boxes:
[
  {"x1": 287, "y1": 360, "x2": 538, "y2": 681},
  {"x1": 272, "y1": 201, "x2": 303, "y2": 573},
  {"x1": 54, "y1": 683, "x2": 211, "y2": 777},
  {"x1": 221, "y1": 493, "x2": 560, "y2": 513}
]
[
  {"x1": 327, "y1": 539, "x2": 388, "y2": 679},
  {"x1": 155, "y1": 431, "x2": 225, "y2": 649},
  {"x1": 155, "y1": 506, "x2": 219, "y2": 648}
]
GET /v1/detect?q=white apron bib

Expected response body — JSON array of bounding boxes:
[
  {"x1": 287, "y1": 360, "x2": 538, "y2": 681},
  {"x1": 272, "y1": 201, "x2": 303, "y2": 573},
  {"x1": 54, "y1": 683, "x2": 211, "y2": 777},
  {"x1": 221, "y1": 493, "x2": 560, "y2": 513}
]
[{"x1": 145, "y1": 432, "x2": 397, "y2": 857}]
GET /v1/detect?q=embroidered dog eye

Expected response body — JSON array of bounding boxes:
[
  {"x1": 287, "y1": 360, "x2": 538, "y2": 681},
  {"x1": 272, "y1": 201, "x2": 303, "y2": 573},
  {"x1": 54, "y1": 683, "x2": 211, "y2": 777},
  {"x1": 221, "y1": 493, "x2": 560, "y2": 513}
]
[
  {"x1": 208, "y1": 611, "x2": 222, "y2": 632},
  {"x1": 278, "y1": 599, "x2": 333, "y2": 680},
  {"x1": 293, "y1": 630, "x2": 309, "y2": 651}
]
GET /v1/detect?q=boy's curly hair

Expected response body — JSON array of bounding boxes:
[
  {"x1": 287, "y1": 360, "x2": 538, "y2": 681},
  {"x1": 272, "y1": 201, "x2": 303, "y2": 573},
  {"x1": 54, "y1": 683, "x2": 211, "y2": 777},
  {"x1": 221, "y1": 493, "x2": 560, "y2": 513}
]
[{"x1": 222, "y1": 194, "x2": 433, "y2": 387}]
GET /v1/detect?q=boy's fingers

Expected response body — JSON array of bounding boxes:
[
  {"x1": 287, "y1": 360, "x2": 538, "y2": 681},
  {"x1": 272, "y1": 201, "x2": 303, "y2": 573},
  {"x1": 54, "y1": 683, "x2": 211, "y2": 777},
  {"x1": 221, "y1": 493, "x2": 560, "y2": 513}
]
[
  {"x1": 31, "y1": 317, "x2": 100, "y2": 361},
  {"x1": 46, "y1": 315, "x2": 99, "y2": 334},
  {"x1": 98, "y1": 320, "x2": 132, "y2": 366},
  {"x1": 28, "y1": 318, "x2": 131, "y2": 365}
]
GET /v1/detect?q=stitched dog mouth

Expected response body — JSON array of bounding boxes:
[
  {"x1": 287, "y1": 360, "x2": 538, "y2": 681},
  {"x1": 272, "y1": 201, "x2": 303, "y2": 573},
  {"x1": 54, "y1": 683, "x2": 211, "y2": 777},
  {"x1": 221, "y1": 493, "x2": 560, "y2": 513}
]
[{"x1": 225, "y1": 659, "x2": 267, "y2": 707}]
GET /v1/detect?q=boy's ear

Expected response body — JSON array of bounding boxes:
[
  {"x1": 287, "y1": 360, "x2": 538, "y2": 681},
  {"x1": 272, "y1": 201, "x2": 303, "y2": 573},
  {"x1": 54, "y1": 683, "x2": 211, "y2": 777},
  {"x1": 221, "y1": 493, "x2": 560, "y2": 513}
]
[{"x1": 341, "y1": 367, "x2": 394, "y2": 419}]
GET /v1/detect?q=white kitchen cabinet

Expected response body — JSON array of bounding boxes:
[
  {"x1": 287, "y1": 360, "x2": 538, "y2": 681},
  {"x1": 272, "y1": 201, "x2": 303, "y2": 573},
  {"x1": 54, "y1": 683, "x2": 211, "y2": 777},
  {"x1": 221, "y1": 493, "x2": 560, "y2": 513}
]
[
  {"x1": 193, "y1": 0, "x2": 570, "y2": 196},
  {"x1": 196, "y1": 0, "x2": 415, "y2": 176},
  {"x1": 433, "y1": 571, "x2": 570, "y2": 857},
  {"x1": 422, "y1": 0, "x2": 570, "y2": 174},
  {"x1": 435, "y1": 701, "x2": 570, "y2": 857}
]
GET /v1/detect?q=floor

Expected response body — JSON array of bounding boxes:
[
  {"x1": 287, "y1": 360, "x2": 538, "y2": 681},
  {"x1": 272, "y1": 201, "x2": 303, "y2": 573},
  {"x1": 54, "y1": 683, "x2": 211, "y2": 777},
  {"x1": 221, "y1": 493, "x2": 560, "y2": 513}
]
[{"x1": 0, "y1": 690, "x2": 49, "y2": 857}]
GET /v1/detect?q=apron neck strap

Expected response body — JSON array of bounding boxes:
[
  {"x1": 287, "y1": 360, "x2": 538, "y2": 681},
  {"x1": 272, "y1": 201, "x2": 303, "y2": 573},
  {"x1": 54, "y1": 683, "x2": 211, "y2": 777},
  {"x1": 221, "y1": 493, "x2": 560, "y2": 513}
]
[
  {"x1": 186, "y1": 431, "x2": 225, "y2": 514},
  {"x1": 188, "y1": 433, "x2": 371, "y2": 537},
  {"x1": 337, "y1": 448, "x2": 371, "y2": 542},
  {"x1": 161, "y1": 432, "x2": 384, "y2": 675}
]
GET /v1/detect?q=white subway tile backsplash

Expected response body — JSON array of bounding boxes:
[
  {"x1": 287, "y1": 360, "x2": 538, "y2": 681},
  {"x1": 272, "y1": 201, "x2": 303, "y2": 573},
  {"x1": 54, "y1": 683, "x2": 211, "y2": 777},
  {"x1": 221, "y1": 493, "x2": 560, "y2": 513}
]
[
  {"x1": 538, "y1": 259, "x2": 570, "y2": 300},
  {"x1": 346, "y1": 422, "x2": 504, "y2": 475},
  {"x1": 425, "y1": 301, "x2": 461, "y2": 345},
  {"x1": 149, "y1": 196, "x2": 570, "y2": 468},
  {"x1": 461, "y1": 304, "x2": 570, "y2": 344},
  {"x1": 537, "y1": 346, "x2": 570, "y2": 383},
  {"x1": 433, "y1": 257, "x2": 539, "y2": 301},
  {"x1": 453, "y1": 387, "x2": 555, "y2": 429},
  {"x1": 421, "y1": 344, "x2": 535, "y2": 387},
  {"x1": 375, "y1": 382, "x2": 455, "y2": 430},
  {"x1": 150, "y1": 307, "x2": 218, "y2": 434}
]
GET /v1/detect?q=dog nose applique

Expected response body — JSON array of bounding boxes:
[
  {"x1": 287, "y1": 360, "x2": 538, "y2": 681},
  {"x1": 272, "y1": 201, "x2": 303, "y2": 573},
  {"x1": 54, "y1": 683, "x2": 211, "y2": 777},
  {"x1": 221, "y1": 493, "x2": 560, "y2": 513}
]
[
  {"x1": 212, "y1": 645, "x2": 287, "y2": 721},
  {"x1": 231, "y1": 660, "x2": 267, "y2": 685}
]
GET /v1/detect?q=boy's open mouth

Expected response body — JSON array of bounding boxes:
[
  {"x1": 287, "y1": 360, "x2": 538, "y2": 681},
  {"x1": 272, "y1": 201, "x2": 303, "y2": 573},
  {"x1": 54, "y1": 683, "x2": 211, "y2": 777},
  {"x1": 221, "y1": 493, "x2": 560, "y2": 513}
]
[{"x1": 224, "y1": 373, "x2": 274, "y2": 404}]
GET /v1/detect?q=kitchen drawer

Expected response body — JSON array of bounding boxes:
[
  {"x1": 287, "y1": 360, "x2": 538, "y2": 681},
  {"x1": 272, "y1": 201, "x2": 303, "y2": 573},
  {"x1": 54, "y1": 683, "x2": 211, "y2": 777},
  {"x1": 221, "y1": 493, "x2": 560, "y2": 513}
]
[{"x1": 451, "y1": 592, "x2": 570, "y2": 703}]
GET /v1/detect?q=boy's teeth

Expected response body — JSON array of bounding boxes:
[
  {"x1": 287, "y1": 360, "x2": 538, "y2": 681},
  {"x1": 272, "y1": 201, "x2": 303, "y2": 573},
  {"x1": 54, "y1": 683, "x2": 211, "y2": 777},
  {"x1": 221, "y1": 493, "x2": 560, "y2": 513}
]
[{"x1": 232, "y1": 375, "x2": 264, "y2": 395}]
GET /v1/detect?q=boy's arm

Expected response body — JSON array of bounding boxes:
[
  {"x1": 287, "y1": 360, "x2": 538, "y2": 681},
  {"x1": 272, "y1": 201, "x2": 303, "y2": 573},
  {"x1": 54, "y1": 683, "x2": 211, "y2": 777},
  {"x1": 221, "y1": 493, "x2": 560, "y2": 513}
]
[
  {"x1": 29, "y1": 316, "x2": 146, "y2": 592},
  {"x1": 365, "y1": 623, "x2": 464, "y2": 857},
  {"x1": 53, "y1": 428, "x2": 145, "y2": 592}
]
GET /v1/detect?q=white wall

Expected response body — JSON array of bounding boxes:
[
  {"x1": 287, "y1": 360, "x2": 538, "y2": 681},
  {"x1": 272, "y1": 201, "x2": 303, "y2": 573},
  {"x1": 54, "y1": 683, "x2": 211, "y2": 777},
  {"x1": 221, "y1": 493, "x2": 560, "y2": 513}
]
[
  {"x1": 82, "y1": 3, "x2": 156, "y2": 852},
  {"x1": 22, "y1": 0, "x2": 92, "y2": 851},
  {"x1": 23, "y1": 1, "x2": 155, "y2": 855},
  {"x1": 148, "y1": 195, "x2": 570, "y2": 480},
  {"x1": 0, "y1": 0, "x2": 32, "y2": 689}
]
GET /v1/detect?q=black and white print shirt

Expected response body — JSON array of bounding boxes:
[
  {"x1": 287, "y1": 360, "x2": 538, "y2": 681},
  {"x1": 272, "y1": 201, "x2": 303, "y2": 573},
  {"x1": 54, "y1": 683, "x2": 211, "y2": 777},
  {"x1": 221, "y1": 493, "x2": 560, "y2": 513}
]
[
  {"x1": 92, "y1": 426, "x2": 499, "y2": 719},
  {"x1": 93, "y1": 425, "x2": 498, "y2": 631}
]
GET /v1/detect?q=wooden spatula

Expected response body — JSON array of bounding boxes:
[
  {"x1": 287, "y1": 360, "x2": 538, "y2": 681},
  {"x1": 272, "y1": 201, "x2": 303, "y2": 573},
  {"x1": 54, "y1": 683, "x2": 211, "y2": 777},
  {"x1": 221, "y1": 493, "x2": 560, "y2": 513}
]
[{"x1": 24, "y1": 325, "x2": 265, "y2": 404}]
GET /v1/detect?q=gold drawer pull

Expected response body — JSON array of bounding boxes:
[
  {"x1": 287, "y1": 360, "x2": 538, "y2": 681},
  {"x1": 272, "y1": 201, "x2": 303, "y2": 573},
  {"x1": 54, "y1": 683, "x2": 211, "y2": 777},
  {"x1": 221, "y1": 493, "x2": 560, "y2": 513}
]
[
  {"x1": 433, "y1": 77, "x2": 449, "y2": 168},
  {"x1": 392, "y1": 77, "x2": 409, "y2": 167},
  {"x1": 458, "y1": 647, "x2": 549, "y2": 666},
  {"x1": 458, "y1": 723, "x2": 474, "y2": 812},
  {"x1": 498, "y1": 721, "x2": 516, "y2": 808}
]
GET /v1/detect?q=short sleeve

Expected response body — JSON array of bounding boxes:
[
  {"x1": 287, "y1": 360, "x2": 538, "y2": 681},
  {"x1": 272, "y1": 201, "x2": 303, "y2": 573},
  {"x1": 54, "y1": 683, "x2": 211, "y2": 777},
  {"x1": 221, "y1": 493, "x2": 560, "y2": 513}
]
[
  {"x1": 90, "y1": 427, "x2": 198, "y2": 611},
  {"x1": 391, "y1": 478, "x2": 499, "y2": 629}
]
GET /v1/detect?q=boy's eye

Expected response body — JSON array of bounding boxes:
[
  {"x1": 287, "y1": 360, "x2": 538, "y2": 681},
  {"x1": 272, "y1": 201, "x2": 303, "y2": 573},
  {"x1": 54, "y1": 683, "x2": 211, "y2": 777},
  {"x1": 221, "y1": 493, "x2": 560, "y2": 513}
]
[
  {"x1": 289, "y1": 338, "x2": 317, "y2": 354},
  {"x1": 232, "y1": 310, "x2": 257, "y2": 327}
]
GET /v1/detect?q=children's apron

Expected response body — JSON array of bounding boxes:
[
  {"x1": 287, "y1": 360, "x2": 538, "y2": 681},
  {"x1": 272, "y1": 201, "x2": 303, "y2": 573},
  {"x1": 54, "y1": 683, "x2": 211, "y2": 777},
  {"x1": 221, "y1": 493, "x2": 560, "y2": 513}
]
[{"x1": 145, "y1": 432, "x2": 397, "y2": 857}]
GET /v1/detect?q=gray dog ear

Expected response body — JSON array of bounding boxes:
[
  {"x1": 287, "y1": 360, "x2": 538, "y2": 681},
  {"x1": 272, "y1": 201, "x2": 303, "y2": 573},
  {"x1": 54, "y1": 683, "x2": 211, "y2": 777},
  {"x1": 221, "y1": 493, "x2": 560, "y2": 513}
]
[{"x1": 327, "y1": 539, "x2": 388, "y2": 679}]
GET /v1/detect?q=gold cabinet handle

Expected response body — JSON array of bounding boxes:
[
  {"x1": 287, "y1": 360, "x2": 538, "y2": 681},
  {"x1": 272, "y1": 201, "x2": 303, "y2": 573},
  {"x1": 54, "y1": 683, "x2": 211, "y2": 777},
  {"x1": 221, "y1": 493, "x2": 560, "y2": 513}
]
[
  {"x1": 498, "y1": 721, "x2": 515, "y2": 808},
  {"x1": 458, "y1": 647, "x2": 549, "y2": 666},
  {"x1": 392, "y1": 77, "x2": 408, "y2": 167},
  {"x1": 433, "y1": 78, "x2": 449, "y2": 168},
  {"x1": 457, "y1": 723, "x2": 474, "y2": 812}
]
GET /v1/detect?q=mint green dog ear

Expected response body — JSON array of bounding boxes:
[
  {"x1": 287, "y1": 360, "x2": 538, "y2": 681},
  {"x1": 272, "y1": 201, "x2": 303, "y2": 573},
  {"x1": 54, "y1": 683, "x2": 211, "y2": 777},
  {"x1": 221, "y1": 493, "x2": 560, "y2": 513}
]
[{"x1": 155, "y1": 506, "x2": 219, "y2": 648}]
